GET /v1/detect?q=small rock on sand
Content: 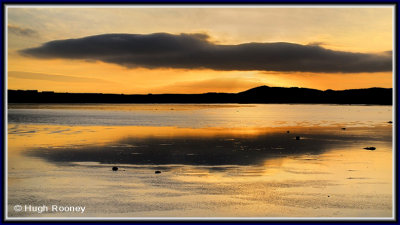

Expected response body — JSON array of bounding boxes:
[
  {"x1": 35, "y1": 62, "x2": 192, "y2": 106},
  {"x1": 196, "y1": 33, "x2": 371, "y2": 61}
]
[
  {"x1": 155, "y1": 170, "x2": 161, "y2": 174},
  {"x1": 295, "y1": 136, "x2": 300, "y2": 140},
  {"x1": 112, "y1": 166, "x2": 118, "y2": 171},
  {"x1": 363, "y1": 147, "x2": 376, "y2": 150}
]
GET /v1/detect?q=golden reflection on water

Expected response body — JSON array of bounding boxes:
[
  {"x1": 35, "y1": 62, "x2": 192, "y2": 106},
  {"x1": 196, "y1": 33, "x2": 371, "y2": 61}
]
[
  {"x1": 7, "y1": 123, "x2": 393, "y2": 217},
  {"x1": 8, "y1": 124, "x2": 392, "y2": 149},
  {"x1": 7, "y1": 125, "x2": 284, "y2": 151}
]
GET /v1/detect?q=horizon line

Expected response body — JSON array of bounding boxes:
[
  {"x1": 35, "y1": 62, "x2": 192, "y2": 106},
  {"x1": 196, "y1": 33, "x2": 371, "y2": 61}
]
[{"x1": 7, "y1": 85, "x2": 393, "y2": 96}]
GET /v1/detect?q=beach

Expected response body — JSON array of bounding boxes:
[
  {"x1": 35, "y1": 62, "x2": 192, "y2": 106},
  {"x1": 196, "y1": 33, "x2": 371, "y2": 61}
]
[{"x1": 7, "y1": 104, "x2": 393, "y2": 218}]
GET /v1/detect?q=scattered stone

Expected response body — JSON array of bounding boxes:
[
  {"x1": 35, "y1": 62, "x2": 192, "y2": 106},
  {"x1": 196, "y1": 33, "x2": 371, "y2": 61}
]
[
  {"x1": 363, "y1": 147, "x2": 376, "y2": 150},
  {"x1": 112, "y1": 166, "x2": 118, "y2": 171},
  {"x1": 388, "y1": 121, "x2": 393, "y2": 124},
  {"x1": 155, "y1": 170, "x2": 161, "y2": 174},
  {"x1": 341, "y1": 128, "x2": 346, "y2": 130},
  {"x1": 295, "y1": 136, "x2": 300, "y2": 140},
  {"x1": 286, "y1": 131, "x2": 290, "y2": 133},
  {"x1": 328, "y1": 195, "x2": 330, "y2": 197}
]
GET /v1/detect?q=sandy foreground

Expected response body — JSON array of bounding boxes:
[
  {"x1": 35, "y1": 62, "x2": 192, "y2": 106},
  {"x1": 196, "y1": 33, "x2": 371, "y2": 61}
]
[{"x1": 6, "y1": 124, "x2": 393, "y2": 219}]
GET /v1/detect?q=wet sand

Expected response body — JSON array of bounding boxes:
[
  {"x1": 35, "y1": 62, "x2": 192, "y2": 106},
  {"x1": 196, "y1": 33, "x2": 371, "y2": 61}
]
[{"x1": 7, "y1": 124, "x2": 393, "y2": 218}]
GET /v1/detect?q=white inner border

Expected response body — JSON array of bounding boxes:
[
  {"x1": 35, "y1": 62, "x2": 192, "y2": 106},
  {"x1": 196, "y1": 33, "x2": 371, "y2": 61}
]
[{"x1": 4, "y1": 4, "x2": 397, "y2": 221}]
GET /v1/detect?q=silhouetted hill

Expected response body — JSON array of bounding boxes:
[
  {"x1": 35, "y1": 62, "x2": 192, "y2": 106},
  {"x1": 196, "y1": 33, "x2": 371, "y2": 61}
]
[
  {"x1": 237, "y1": 86, "x2": 392, "y2": 104},
  {"x1": 7, "y1": 86, "x2": 392, "y2": 105}
]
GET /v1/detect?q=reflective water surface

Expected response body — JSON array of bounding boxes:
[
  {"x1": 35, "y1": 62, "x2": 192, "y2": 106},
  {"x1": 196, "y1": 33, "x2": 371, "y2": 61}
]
[{"x1": 7, "y1": 104, "x2": 393, "y2": 218}]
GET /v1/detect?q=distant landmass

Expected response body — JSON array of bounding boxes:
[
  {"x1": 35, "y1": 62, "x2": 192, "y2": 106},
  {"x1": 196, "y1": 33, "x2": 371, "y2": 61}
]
[{"x1": 8, "y1": 86, "x2": 392, "y2": 105}]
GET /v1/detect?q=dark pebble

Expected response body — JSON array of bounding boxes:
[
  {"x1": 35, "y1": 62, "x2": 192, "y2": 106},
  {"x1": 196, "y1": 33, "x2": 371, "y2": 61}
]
[
  {"x1": 112, "y1": 166, "x2": 118, "y2": 171},
  {"x1": 155, "y1": 171, "x2": 161, "y2": 174},
  {"x1": 286, "y1": 131, "x2": 290, "y2": 133},
  {"x1": 388, "y1": 121, "x2": 393, "y2": 124},
  {"x1": 295, "y1": 136, "x2": 300, "y2": 140},
  {"x1": 341, "y1": 128, "x2": 346, "y2": 130},
  {"x1": 363, "y1": 147, "x2": 376, "y2": 150}
]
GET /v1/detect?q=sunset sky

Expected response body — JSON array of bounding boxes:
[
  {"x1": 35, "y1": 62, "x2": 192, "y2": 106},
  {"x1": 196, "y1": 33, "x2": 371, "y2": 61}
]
[{"x1": 7, "y1": 6, "x2": 393, "y2": 94}]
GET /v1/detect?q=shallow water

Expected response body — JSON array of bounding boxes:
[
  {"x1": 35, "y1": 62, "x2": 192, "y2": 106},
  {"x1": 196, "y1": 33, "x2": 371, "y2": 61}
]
[
  {"x1": 6, "y1": 104, "x2": 393, "y2": 219},
  {"x1": 8, "y1": 103, "x2": 392, "y2": 127}
]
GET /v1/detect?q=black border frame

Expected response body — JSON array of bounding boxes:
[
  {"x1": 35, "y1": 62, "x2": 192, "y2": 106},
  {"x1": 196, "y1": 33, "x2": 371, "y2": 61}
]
[{"x1": 1, "y1": 1, "x2": 398, "y2": 223}]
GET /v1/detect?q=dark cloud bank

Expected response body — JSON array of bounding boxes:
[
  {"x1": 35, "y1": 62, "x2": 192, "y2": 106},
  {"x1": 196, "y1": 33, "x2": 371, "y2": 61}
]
[{"x1": 20, "y1": 33, "x2": 392, "y2": 73}]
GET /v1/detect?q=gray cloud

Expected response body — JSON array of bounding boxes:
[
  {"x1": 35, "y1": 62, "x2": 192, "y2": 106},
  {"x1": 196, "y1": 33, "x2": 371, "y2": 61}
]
[
  {"x1": 19, "y1": 33, "x2": 392, "y2": 73},
  {"x1": 8, "y1": 25, "x2": 38, "y2": 37},
  {"x1": 8, "y1": 71, "x2": 111, "y2": 83},
  {"x1": 307, "y1": 41, "x2": 325, "y2": 46}
]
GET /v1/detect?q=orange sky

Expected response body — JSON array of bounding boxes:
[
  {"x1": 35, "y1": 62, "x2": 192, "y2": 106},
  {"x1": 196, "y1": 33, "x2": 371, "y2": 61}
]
[{"x1": 7, "y1": 6, "x2": 393, "y2": 94}]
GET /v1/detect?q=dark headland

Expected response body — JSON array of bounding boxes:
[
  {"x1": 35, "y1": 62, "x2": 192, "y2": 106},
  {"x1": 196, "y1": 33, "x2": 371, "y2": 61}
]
[{"x1": 8, "y1": 86, "x2": 392, "y2": 105}]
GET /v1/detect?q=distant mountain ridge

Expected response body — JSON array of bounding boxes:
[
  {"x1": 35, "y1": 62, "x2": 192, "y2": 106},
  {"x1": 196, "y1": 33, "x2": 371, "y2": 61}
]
[
  {"x1": 236, "y1": 85, "x2": 392, "y2": 104},
  {"x1": 8, "y1": 85, "x2": 392, "y2": 105}
]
